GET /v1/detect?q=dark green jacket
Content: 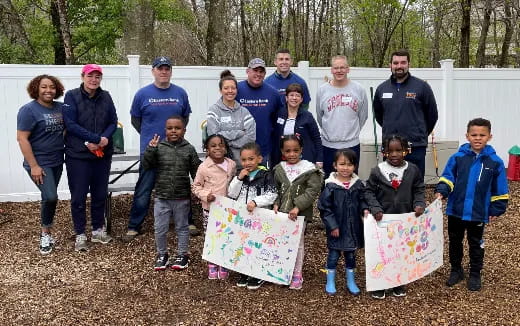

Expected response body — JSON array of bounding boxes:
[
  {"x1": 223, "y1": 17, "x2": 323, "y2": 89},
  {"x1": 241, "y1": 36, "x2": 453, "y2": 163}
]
[
  {"x1": 273, "y1": 161, "x2": 323, "y2": 222},
  {"x1": 142, "y1": 138, "x2": 201, "y2": 200}
]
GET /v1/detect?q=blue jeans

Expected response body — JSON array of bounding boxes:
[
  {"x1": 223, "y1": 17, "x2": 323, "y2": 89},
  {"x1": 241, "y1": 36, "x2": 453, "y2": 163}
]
[
  {"x1": 405, "y1": 146, "x2": 426, "y2": 179},
  {"x1": 127, "y1": 163, "x2": 156, "y2": 231},
  {"x1": 323, "y1": 144, "x2": 360, "y2": 178},
  {"x1": 326, "y1": 249, "x2": 356, "y2": 269},
  {"x1": 66, "y1": 157, "x2": 111, "y2": 235},
  {"x1": 25, "y1": 165, "x2": 63, "y2": 228}
]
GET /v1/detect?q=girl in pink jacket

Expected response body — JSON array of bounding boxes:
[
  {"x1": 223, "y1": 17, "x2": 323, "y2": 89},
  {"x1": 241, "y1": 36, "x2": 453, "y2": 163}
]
[{"x1": 192, "y1": 134, "x2": 236, "y2": 280}]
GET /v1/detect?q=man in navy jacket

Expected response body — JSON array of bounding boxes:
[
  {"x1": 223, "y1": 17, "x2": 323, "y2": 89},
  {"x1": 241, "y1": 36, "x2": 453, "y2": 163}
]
[{"x1": 373, "y1": 49, "x2": 438, "y2": 178}]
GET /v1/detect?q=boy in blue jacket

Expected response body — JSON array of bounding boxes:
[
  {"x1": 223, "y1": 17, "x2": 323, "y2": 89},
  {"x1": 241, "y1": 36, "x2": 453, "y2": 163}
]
[{"x1": 435, "y1": 118, "x2": 508, "y2": 291}]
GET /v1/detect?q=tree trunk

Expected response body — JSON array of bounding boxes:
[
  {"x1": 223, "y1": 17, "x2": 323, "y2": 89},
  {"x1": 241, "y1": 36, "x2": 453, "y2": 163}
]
[
  {"x1": 239, "y1": 0, "x2": 248, "y2": 66},
  {"x1": 205, "y1": 0, "x2": 220, "y2": 65},
  {"x1": 432, "y1": 1, "x2": 442, "y2": 67},
  {"x1": 50, "y1": 1, "x2": 65, "y2": 64},
  {"x1": 498, "y1": 0, "x2": 514, "y2": 67},
  {"x1": 459, "y1": 0, "x2": 471, "y2": 67},
  {"x1": 475, "y1": 0, "x2": 492, "y2": 67},
  {"x1": 54, "y1": 0, "x2": 74, "y2": 64}
]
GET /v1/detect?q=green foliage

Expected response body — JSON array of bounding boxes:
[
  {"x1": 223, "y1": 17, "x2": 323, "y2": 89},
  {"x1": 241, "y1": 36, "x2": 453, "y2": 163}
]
[
  {"x1": 66, "y1": 0, "x2": 125, "y2": 63},
  {"x1": 151, "y1": 0, "x2": 194, "y2": 26}
]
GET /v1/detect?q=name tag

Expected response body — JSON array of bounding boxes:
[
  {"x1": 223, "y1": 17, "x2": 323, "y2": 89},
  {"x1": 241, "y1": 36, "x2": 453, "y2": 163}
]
[
  {"x1": 221, "y1": 116, "x2": 232, "y2": 123},
  {"x1": 277, "y1": 117, "x2": 285, "y2": 125},
  {"x1": 342, "y1": 96, "x2": 352, "y2": 103},
  {"x1": 382, "y1": 93, "x2": 393, "y2": 99}
]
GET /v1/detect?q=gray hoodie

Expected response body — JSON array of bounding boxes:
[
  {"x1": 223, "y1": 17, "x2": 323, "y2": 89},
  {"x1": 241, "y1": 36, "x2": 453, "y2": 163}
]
[{"x1": 207, "y1": 98, "x2": 256, "y2": 164}]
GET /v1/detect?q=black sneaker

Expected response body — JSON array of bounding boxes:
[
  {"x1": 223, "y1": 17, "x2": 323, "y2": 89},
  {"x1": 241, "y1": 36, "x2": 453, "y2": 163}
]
[
  {"x1": 371, "y1": 290, "x2": 386, "y2": 300},
  {"x1": 446, "y1": 268, "x2": 465, "y2": 287},
  {"x1": 392, "y1": 285, "x2": 406, "y2": 297},
  {"x1": 154, "y1": 253, "x2": 169, "y2": 271},
  {"x1": 236, "y1": 274, "x2": 249, "y2": 287},
  {"x1": 171, "y1": 254, "x2": 189, "y2": 270},
  {"x1": 467, "y1": 274, "x2": 482, "y2": 291},
  {"x1": 247, "y1": 277, "x2": 265, "y2": 290}
]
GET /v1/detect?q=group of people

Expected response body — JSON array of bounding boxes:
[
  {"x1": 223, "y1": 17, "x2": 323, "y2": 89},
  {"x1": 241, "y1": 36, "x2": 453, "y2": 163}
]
[{"x1": 16, "y1": 49, "x2": 508, "y2": 298}]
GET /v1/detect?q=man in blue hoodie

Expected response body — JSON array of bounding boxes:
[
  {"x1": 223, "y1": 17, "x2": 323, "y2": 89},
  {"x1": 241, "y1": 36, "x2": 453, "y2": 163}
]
[
  {"x1": 373, "y1": 49, "x2": 438, "y2": 178},
  {"x1": 265, "y1": 49, "x2": 311, "y2": 111},
  {"x1": 237, "y1": 58, "x2": 283, "y2": 167}
]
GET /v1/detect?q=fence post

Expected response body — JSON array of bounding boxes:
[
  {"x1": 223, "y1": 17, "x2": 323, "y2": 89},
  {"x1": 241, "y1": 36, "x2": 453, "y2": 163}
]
[
  {"x1": 297, "y1": 60, "x2": 311, "y2": 110},
  {"x1": 439, "y1": 59, "x2": 455, "y2": 140},
  {"x1": 127, "y1": 55, "x2": 140, "y2": 98}
]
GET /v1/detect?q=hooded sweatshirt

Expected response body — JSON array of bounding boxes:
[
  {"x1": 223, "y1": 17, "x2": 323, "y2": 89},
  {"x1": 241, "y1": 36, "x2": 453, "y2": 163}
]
[{"x1": 207, "y1": 98, "x2": 256, "y2": 162}]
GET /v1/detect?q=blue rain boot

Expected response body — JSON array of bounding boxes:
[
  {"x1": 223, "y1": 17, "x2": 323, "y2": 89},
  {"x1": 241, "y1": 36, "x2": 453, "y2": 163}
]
[
  {"x1": 346, "y1": 268, "x2": 360, "y2": 296},
  {"x1": 325, "y1": 269, "x2": 336, "y2": 295}
]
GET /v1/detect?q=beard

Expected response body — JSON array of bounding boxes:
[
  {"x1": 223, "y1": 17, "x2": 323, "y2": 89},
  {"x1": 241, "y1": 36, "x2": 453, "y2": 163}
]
[{"x1": 392, "y1": 69, "x2": 408, "y2": 79}]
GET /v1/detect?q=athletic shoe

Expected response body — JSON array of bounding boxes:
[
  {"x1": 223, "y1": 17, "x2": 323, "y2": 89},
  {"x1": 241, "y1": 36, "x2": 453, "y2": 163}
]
[
  {"x1": 208, "y1": 264, "x2": 218, "y2": 279},
  {"x1": 289, "y1": 274, "x2": 303, "y2": 290},
  {"x1": 154, "y1": 253, "x2": 169, "y2": 271},
  {"x1": 75, "y1": 234, "x2": 88, "y2": 252},
  {"x1": 122, "y1": 229, "x2": 139, "y2": 243},
  {"x1": 467, "y1": 274, "x2": 482, "y2": 291},
  {"x1": 371, "y1": 290, "x2": 386, "y2": 300},
  {"x1": 247, "y1": 277, "x2": 265, "y2": 290},
  {"x1": 392, "y1": 285, "x2": 407, "y2": 297},
  {"x1": 236, "y1": 274, "x2": 249, "y2": 287},
  {"x1": 171, "y1": 255, "x2": 189, "y2": 270},
  {"x1": 189, "y1": 224, "x2": 201, "y2": 236},
  {"x1": 446, "y1": 268, "x2": 465, "y2": 287},
  {"x1": 91, "y1": 228, "x2": 113, "y2": 244},
  {"x1": 218, "y1": 266, "x2": 229, "y2": 280},
  {"x1": 39, "y1": 233, "x2": 53, "y2": 255}
]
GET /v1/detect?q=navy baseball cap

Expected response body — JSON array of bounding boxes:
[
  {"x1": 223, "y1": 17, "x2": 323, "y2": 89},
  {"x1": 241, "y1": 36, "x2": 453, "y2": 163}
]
[{"x1": 152, "y1": 56, "x2": 172, "y2": 68}]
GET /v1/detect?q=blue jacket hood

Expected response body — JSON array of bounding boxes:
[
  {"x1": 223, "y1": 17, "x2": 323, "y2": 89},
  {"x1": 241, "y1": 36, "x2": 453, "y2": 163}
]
[{"x1": 458, "y1": 143, "x2": 496, "y2": 157}]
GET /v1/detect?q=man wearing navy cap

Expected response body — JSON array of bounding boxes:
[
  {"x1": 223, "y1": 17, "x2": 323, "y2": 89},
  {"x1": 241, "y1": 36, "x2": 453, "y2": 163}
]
[
  {"x1": 125, "y1": 56, "x2": 195, "y2": 241},
  {"x1": 236, "y1": 58, "x2": 283, "y2": 167}
]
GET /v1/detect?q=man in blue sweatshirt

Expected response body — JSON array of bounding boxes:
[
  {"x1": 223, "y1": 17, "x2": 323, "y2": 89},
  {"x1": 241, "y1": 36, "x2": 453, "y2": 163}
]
[
  {"x1": 373, "y1": 49, "x2": 438, "y2": 178},
  {"x1": 125, "y1": 56, "x2": 194, "y2": 241},
  {"x1": 237, "y1": 58, "x2": 282, "y2": 167},
  {"x1": 265, "y1": 49, "x2": 311, "y2": 111}
]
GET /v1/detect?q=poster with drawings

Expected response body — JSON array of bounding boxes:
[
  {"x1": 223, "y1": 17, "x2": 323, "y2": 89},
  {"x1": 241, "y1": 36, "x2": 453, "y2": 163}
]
[
  {"x1": 364, "y1": 199, "x2": 444, "y2": 291},
  {"x1": 202, "y1": 196, "x2": 304, "y2": 285}
]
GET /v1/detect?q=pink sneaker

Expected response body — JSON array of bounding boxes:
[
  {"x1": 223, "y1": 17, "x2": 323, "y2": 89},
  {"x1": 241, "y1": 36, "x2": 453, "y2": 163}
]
[
  {"x1": 208, "y1": 264, "x2": 218, "y2": 279},
  {"x1": 218, "y1": 266, "x2": 229, "y2": 280},
  {"x1": 289, "y1": 274, "x2": 303, "y2": 290}
]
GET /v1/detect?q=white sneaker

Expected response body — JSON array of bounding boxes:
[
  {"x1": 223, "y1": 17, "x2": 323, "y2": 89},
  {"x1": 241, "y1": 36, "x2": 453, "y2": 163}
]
[
  {"x1": 39, "y1": 233, "x2": 53, "y2": 255},
  {"x1": 75, "y1": 234, "x2": 88, "y2": 252},
  {"x1": 91, "y1": 228, "x2": 112, "y2": 244}
]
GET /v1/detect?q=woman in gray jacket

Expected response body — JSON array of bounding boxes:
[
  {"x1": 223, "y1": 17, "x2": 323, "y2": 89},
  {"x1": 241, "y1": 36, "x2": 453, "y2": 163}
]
[{"x1": 206, "y1": 70, "x2": 256, "y2": 168}]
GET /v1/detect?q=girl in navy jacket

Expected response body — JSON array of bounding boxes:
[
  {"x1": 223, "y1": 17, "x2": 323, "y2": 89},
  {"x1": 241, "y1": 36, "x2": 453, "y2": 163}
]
[{"x1": 318, "y1": 149, "x2": 367, "y2": 296}]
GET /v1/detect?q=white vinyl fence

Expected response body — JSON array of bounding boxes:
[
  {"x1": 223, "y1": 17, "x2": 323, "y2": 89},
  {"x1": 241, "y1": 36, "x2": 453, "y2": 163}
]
[{"x1": 1, "y1": 56, "x2": 519, "y2": 201}]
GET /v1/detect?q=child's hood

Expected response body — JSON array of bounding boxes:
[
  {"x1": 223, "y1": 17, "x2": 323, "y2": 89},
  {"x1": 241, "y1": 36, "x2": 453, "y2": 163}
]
[
  {"x1": 459, "y1": 143, "x2": 496, "y2": 157},
  {"x1": 159, "y1": 138, "x2": 189, "y2": 147},
  {"x1": 325, "y1": 172, "x2": 360, "y2": 188},
  {"x1": 280, "y1": 160, "x2": 317, "y2": 176}
]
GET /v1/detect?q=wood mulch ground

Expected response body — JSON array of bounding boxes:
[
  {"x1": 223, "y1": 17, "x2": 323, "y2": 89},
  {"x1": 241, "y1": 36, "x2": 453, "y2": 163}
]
[{"x1": 0, "y1": 184, "x2": 519, "y2": 325}]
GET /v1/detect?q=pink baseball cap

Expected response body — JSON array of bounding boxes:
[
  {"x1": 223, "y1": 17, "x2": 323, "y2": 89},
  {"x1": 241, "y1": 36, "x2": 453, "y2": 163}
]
[{"x1": 82, "y1": 64, "x2": 103, "y2": 75}]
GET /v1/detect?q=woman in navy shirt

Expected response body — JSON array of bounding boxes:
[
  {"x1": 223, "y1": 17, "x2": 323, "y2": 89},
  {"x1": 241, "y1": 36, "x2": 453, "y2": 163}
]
[{"x1": 17, "y1": 75, "x2": 65, "y2": 255}]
